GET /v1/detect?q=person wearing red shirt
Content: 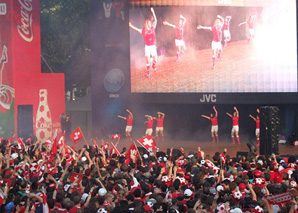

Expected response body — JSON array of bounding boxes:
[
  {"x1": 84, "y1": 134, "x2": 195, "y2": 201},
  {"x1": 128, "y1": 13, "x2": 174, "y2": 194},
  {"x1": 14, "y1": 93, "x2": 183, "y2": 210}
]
[
  {"x1": 144, "y1": 115, "x2": 154, "y2": 136},
  {"x1": 163, "y1": 14, "x2": 187, "y2": 61},
  {"x1": 129, "y1": 7, "x2": 157, "y2": 78},
  {"x1": 239, "y1": 15, "x2": 257, "y2": 43},
  {"x1": 117, "y1": 109, "x2": 133, "y2": 142},
  {"x1": 201, "y1": 106, "x2": 219, "y2": 143},
  {"x1": 226, "y1": 106, "x2": 240, "y2": 144},
  {"x1": 223, "y1": 16, "x2": 232, "y2": 47},
  {"x1": 153, "y1": 111, "x2": 165, "y2": 142},
  {"x1": 249, "y1": 111, "x2": 260, "y2": 146},
  {"x1": 197, "y1": 15, "x2": 224, "y2": 69}
]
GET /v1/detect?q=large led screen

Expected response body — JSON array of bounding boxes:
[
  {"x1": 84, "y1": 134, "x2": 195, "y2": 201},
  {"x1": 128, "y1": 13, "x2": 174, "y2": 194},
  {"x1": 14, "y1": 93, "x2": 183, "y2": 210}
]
[{"x1": 129, "y1": 1, "x2": 297, "y2": 93}]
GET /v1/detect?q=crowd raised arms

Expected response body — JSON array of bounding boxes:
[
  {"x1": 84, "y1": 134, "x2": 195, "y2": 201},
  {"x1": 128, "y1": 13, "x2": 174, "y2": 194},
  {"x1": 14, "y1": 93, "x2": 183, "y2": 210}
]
[{"x1": 0, "y1": 131, "x2": 296, "y2": 212}]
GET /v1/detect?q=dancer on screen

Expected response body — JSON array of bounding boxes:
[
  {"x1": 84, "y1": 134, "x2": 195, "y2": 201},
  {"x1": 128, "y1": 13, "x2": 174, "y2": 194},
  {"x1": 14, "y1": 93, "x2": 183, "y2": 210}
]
[
  {"x1": 144, "y1": 114, "x2": 154, "y2": 136},
  {"x1": 249, "y1": 109, "x2": 260, "y2": 146},
  {"x1": 117, "y1": 109, "x2": 133, "y2": 142},
  {"x1": 239, "y1": 15, "x2": 257, "y2": 43},
  {"x1": 201, "y1": 106, "x2": 219, "y2": 143},
  {"x1": 154, "y1": 111, "x2": 165, "y2": 142},
  {"x1": 129, "y1": 7, "x2": 157, "y2": 78},
  {"x1": 163, "y1": 15, "x2": 187, "y2": 61},
  {"x1": 226, "y1": 106, "x2": 240, "y2": 144},
  {"x1": 223, "y1": 16, "x2": 232, "y2": 47},
  {"x1": 197, "y1": 15, "x2": 224, "y2": 69}
]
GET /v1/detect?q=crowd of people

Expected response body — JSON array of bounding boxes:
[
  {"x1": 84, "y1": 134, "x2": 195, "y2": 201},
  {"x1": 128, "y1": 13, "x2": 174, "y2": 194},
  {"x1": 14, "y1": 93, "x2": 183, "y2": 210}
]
[{"x1": 0, "y1": 133, "x2": 297, "y2": 213}]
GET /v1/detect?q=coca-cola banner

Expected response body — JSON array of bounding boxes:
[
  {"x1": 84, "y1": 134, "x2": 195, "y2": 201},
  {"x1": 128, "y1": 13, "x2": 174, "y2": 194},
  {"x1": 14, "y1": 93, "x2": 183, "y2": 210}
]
[
  {"x1": 12, "y1": 0, "x2": 41, "y2": 75},
  {"x1": 0, "y1": 0, "x2": 15, "y2": 137}
]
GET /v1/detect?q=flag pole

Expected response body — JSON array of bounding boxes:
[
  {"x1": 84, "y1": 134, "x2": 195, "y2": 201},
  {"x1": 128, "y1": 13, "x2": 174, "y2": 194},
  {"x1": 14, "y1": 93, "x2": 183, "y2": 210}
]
[
  {"x1": 133, "y1": 141, "x2": 142, "y2": 160},
  {"x1": 79, "y1": 127, "x2": 89, "y2": 146}
]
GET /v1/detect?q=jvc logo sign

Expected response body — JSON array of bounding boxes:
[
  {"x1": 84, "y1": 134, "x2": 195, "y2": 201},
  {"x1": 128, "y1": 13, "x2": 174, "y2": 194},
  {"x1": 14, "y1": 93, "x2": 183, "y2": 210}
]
[
  {"x1": 200, "y1": 94, "x2": 217, "y2": 103},
  {"x1": 0, "y1": 3, "x2": 6, "y2": 15}
]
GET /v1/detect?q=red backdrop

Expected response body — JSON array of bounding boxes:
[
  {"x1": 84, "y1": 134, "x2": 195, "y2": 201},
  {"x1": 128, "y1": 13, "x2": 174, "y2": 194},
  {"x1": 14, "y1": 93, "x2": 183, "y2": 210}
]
[{"x1": 0, "y1": 0, "x2": 65, "y2": 140}]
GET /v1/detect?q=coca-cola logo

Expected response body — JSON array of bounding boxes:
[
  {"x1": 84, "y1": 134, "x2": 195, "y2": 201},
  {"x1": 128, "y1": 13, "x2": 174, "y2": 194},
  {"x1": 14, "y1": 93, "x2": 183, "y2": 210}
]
[
  {"x1": 17, "y1": 0, "x2": 33, "y2": 42},
  {"x1": 37, "y1": 120, "x2": 52, "y2": 129}
]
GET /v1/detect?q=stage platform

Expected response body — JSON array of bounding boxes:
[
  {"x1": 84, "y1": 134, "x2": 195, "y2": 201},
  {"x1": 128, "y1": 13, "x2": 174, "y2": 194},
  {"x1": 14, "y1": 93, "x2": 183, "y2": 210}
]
[{"x1": 72, "y1": 139, "x2": 298, "y2": 158}]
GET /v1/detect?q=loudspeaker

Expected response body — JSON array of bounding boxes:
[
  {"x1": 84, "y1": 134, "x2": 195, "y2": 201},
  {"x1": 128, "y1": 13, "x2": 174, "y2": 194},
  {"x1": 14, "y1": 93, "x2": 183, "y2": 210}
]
[
  {"x1": 260, "y1": 106, "x2": 280, "y2": 155},
  {"x1": 236, "y1": 151, "x2": 248, "y2": 159},
  {"x1": 17, "y1": 105, "x2": 33, "y2": 140},
  {"x1": 167, "y1": 149, "x2": 182, "y2": 160}
]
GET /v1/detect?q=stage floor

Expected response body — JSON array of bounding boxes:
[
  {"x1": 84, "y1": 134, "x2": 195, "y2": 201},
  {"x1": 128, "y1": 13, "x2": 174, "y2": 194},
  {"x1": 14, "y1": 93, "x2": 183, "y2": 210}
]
[{"x1": 96, "y1": 139, "x2": 298, "y2": 158}]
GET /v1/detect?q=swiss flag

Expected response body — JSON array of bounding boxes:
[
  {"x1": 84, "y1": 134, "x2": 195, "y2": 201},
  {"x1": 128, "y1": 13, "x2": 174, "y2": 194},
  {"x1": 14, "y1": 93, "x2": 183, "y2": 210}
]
[
  {"x1": 111, "y1": 134, "x2": 121, "y2": 140},
  {"x1": 127, "y1": 143, "x2": 139, "y2": 163},
  {"x1": 137, "y1": 136, "x2": 156, "y2": 152},
  {"x1": 69, "y1": 127, "x2": 83, "y2": 144},
  {"x1": 17, "y1": 138, "x2": 24, "y2": 147},
  {"x1": 69, "y1": 172, "x2": 83, "y2": 184},
  {"x1": 50, "y1": 129, "x2": 58, "y2": 154},
  {"x1": 110, "y1": 142, "x2": 120, "y2": 157},
  {"x1": 58, "y1": 132, "x2": 65, "y2": 148},
  {"x1": 102, "y1": 142, "x2": 109, "y2": 151},
  {"x1": 58, "y1": 132, "x2": 68, "y2": 153}
]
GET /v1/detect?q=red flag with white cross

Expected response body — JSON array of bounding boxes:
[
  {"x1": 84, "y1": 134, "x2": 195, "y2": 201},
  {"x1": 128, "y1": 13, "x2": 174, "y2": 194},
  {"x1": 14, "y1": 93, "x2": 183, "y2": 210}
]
[
  {"x1": 69, "y1": 127, "x2": 83, "y2": 144},
  {"x1": 126, "y1": 143, "x2": 139, "y2": 163},
  {"x1": 137, "y1": 136, "x2": 156, "y2": 152},
  {"x1": 111, "y1": 134, "x2": 121, "y2": 140}
]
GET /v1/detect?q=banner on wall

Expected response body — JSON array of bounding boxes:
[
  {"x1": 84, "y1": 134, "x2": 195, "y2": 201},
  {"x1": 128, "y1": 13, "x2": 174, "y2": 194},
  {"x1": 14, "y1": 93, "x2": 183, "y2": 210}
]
[{"x1": 0, "y1": 1, "x2": 15, "y2": 137}]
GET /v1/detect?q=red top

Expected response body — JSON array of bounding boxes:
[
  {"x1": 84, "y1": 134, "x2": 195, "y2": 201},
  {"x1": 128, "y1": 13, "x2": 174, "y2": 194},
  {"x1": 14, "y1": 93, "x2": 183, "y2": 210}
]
[
  {"x1": 142, "y1": 26, "x2": 156, "y2": 46},
  {"x1": 147, "y1": 119, "x2": 153, "y2": 129},
  {"x1": 248, "y1": 20, "x2": 254, "y2": 29},
  {"x1": 255, "y1": 119, "x2": 260, "y2": 129},
  {"x1": 155, "y1": 117, "x2": 164, "y2": 127},
  {"x1": 175, "y1": 25, "x2": 184, "y2": 40},
  {"x1": 232, "y1": 116, "x2": 239, "y2": 126},
  {"x1": 69, "y1": 206, "x2": 84, "y2": 213},
  {"x1": 210, "y1": 116, "x2": 218, "y2": 126},
  {"x1": 126, "y1": 117, "x2": 133, "y2": 126},
  {"x1": 212, "y1": 26, "x2": 222, "y2": 42}
]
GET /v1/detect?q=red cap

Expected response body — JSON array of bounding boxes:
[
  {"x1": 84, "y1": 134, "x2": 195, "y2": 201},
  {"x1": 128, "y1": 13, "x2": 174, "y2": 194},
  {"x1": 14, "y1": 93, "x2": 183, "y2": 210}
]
[{"x1": 239, "y1": 183, "x2": 246, "y2": 190}]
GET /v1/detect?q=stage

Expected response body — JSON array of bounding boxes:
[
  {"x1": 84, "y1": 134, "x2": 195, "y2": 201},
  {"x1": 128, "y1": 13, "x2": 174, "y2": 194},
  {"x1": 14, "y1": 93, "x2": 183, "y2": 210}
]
[{"x1": 74, "y1": 139, "x2": 298, "y2": 159}]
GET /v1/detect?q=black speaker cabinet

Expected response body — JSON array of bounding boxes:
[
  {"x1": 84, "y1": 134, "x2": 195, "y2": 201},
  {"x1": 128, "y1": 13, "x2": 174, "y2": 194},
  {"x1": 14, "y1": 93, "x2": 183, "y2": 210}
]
[{"x1": 259, "y1": 106, "x2": 280, "y2": 155}]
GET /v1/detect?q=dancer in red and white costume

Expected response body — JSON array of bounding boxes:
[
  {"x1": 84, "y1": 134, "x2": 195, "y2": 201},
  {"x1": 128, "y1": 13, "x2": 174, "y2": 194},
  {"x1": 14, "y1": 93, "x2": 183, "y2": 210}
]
[
  {"x1": 239, "y1": 15, "x2": 257, "y2": 43},
  {"x1": 163, "y1": 15, "x2": 187, "y2": 61},
  {"x1": 154, "y1": 111, "x2": 165, "y2": 142},
  {"x1": 223, "y1": 16, "x2": 232, "y2": 47},
  {"x1": 117, "y1": 109, "x2": 133, "y2": 142},
  {"x1": 197, "y1": 15, "x2": 224, "y2": 69},
  {"x1": 249, "y1": 109, "x2": 260, "y2": 147},
  {"x1": 144, "y1": 115, "x2": 154, "y2": 136},
  {"x1": 129, "y1": 7, "x2": 157, "y2": 78},
  {"x1": 201, "y1": 106, "x2": 219, "y2": 143},
  {"x1": 226, "y1": 106, "x2": 240, "y2": 144}
]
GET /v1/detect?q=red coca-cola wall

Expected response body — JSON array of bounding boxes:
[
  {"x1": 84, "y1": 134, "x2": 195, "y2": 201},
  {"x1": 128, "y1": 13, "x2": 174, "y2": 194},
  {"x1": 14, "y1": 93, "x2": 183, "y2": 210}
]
[
  {"x1": 11, "y1": 0, "x2": 41, "y2": 75},
  {"x1": 0, "y1": 0, "x2": 65, "y2": 140}
]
